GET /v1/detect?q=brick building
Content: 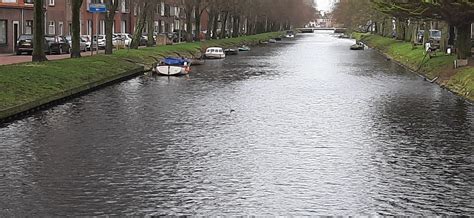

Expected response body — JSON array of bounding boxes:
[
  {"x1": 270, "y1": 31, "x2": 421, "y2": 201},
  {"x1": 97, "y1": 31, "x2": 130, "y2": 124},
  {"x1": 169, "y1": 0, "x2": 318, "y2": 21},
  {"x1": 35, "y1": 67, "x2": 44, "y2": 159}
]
[
  {"x1": 0, "y1": 0, "x2": 209, "y2": 54},
  {"x1": 0, "y1": 0, "x2": 34, "y2": 54},
  {"x1": 0, "y1": 0, "x2": 69, "y2": 53}
]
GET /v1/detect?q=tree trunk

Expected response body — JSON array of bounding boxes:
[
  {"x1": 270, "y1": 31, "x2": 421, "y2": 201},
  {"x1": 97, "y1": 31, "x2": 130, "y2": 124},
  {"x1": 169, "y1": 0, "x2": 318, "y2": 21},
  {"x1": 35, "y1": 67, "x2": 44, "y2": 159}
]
[
  {"x1": 455, "y1": 22, "x2": 472, "y2": 59},
  {"x1": 232, "y1": 16, "x2": 239, "y2": 37},
  {"x1": 32, "y1": 0, "x2": 47, "y2": 62},
  {"x1": 422, "y1": 22, "x2": 430, "y2": 46},
  {"x1": 71, "y1": 0, "x2": 83, "y2": 58},
  {"x1": 147, "y1": 5, "x2": 155, "y2": 47},
  {"x1": 130, "y1": 2, "x2": 149, "y2": 49},
  {"x1": 220, "y1": 11, "x2": 229, "y2": 39},
  {"x1": 440, "y1": 22, "x2": 449, "y2": 53},
  {"x1": 211, "y1": 12, "x2": 219, "y2": 39},
  {"x1": 206, "y1": 11, "x2": 214, "y2": 39},
  {"x1": 448, "y1": 25, "x2": 455, "y2": 46},
  {"x1": 185, "y1": 8, "x2": 193, "y2": 42},
  {"x1": 105, "y1": 0, "x2": 118, "y2": 55},
  {"x1": 195, "y1": 3, "x2": 201, "y2": 40}
]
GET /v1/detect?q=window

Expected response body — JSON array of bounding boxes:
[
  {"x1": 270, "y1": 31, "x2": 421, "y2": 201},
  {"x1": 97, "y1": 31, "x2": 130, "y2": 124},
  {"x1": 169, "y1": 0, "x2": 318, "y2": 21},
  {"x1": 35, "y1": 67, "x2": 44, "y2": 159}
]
[
  {"x1": 25, "y1": 20, "x2": 33, "y2": 34},
  {"x1": 1, "y1": 0, "x2": 17, "y2": 3},
  {"x1": 471, "y1": 23, "x2": 474, "y2": 39},
  {"x1": 120, "y1": 0, "x2": 129, "y2": 13},
  {"x1": 121, "y1": 20, "x2": 126, "y2": 33},
  {"x1": 48, "y1": 21, "x2": 55, "y2": 35},
  {"x1": 58, "y1": 22, "x2": 63, "y2": 35},
  {"x1": 0, "y1": 20, "x2": 6, "y2": 45},
  {"x1": 87, "y1": 20, "x2": 92, "y2": 35},
  {"x1": 49, "y1": 0, "x2": 55, "y2": 6},
  {"x1": 99, "y1": 20, "x2": 105, "y2": 35},
  {"x1": 25, "y1": 0, "x2": 34, "y2": 4}
]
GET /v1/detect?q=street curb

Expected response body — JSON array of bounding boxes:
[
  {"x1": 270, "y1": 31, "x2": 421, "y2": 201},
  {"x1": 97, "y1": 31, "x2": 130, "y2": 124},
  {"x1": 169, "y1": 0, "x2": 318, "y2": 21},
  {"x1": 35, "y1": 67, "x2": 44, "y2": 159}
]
[{"x1": 0, "y1": 66, "x2": 145, "y2": 123}]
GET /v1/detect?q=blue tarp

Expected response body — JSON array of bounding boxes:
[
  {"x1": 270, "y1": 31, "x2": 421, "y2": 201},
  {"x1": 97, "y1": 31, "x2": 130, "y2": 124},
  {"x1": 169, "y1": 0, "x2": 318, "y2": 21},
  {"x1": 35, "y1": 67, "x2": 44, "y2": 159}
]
[{"x1": 163, "y1": 57, "x2": 187, "y2": 66}]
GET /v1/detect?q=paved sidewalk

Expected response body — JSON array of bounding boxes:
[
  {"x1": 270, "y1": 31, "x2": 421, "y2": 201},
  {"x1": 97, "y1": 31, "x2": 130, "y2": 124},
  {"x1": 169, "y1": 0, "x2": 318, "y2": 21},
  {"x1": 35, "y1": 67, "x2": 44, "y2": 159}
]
[{"x1": 0, "y1": 50, "x2": 105, "y2": 65}]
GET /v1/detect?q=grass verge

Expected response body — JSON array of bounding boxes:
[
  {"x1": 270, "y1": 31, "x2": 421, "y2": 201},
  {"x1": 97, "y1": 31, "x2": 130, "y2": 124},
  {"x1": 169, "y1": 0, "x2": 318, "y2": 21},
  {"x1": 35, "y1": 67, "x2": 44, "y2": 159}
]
[
  {"x1": 0, "y1": 32, "x2": 282, "y2": 119},
  {"x1": 360, "y1": 34, "x2": 473, "y2": 101}
]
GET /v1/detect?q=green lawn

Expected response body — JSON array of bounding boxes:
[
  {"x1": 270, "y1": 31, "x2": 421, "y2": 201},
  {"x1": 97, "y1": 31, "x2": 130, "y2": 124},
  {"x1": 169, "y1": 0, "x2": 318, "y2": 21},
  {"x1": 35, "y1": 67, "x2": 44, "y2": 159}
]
[
  {"x1": 360, "y1": 34, "x2": 473, "y2": 101},
  {"x1": 0, "y1": 32, "x2": 282, "y2": 115}
]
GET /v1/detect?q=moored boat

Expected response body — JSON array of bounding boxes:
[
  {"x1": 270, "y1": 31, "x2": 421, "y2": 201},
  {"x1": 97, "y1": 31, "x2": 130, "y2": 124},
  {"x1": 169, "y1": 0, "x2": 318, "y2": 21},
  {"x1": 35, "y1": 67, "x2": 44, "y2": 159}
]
[
  {"x1": 224, "y1": 48, "x2": 239, "y2": 55},
  {"x1": 269, "y1": 39, "x2": 277, "y2": 43},
  {"x1": 205, "y1": 47, "x2": 226, "y2": 59},
  {"x1": 350, "y1": 42, "x2": 365, "y2": 50},
  {"x1": 154, "y1": 57, "x2": 191, "y2": 76},
  {"x1": 238, "y1": 45, "x2": 251, "y2": 51}
]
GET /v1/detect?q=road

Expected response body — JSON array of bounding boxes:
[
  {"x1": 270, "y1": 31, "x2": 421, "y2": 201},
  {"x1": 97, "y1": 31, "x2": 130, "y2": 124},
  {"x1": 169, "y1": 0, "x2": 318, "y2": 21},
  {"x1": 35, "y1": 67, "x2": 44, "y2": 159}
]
[{"x1": 0, "y1": 31, "x2": 472, "y2": 216}]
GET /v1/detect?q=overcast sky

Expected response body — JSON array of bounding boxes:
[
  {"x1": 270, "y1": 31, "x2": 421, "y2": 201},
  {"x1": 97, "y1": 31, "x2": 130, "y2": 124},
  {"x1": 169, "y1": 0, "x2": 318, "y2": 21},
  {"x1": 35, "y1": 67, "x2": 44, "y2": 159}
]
[{"x1": 315, "y1": 0, "x2": 332, "y2": 11}]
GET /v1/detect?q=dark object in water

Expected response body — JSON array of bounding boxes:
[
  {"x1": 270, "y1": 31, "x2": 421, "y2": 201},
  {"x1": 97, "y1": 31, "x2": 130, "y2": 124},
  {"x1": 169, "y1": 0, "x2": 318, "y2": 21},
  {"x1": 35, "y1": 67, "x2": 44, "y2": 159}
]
[
  {"x1": 350, "y1": 42, "x2": 364, "y2": 50},
  {"x1": 191, "y1": 59, "x2": 205, "y2": 65},
  {"x1": 274, "y1": 37, "x2": 282, "y2": 41},
  {"x1": 224, "y1": 48, "x2": 239, "y2": 55}
]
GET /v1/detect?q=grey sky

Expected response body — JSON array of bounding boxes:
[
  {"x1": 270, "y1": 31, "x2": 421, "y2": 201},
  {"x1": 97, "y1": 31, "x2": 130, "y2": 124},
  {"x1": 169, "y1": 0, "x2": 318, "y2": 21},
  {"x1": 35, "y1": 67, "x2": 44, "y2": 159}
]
[{"x1": 315, "y1": 0, "x2": 332, "y2": 11}]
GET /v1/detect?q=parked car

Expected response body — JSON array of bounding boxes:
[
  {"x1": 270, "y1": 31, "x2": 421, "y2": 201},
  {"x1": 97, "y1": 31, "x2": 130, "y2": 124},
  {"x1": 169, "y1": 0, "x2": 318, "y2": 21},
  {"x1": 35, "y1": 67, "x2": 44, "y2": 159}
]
[
  {"x1": 81, "y1": 35, "x2": 92, "y2": 50},
  {"x1": 141, "y1": 33, "x2": 157, "y2": 45},
  {"x1": 16, "y1": 34, "x2": 37, "y2": 55},
  {"x1": 16, "y1": 34, "x2": 59, "y2": 55},
  {"x1": 113, "y1": 33, "x2": 132, "y2": 47},
  {"x1": 45, "y1": 35, "x2": 70, "y2": 55},
  {"x1": 65, "y1": 35, "x2": 87, "y2": 52},
  {"x1": 172, "y1": 30, "x2": 188, "y2": 42},
  {"x1": 92, "y1": 35, "x2": 106, "y2": 49},
  {"x1": 417, "y1": 29, "x2": 442, "y2": 44}
]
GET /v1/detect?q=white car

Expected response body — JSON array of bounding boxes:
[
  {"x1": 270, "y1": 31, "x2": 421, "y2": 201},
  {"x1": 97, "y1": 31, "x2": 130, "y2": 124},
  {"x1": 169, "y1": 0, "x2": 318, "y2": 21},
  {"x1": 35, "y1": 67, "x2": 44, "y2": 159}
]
[
  {"x1": 91, "y1": 35, "x2": 106, "y2": 49},
  {"x1": 205, "y1": 47, "x2": 225, "y2": 59},
  {"x1": 65, "y1": 35, "x2": 87, "y2": 52},
  {"x1": 80, "y1": 35, "x2": 92, "y2": 50},
  {"x1": 113, "y1": 33, "x2": 132, "y2": 47}
]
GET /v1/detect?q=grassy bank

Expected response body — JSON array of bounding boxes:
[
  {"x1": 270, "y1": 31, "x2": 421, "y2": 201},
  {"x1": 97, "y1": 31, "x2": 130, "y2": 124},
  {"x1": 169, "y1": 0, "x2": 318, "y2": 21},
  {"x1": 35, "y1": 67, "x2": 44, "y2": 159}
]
[
  {"x1": 0, "y1": 32, "x2": 282, "y2": 119},
  {"x1": 359, "y1": 34, "x2": 473, "y2": 101}
]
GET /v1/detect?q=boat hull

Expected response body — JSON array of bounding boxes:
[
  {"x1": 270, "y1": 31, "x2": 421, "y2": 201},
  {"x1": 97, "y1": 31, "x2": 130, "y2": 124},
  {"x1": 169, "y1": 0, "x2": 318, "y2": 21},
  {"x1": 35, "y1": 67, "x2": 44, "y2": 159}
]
[
  {"x1": 155, "y1": 65, "x2": 190, "y2": 76},
  {"x1": 205, "y1": 54, "x2": 226, "y2": 59}
]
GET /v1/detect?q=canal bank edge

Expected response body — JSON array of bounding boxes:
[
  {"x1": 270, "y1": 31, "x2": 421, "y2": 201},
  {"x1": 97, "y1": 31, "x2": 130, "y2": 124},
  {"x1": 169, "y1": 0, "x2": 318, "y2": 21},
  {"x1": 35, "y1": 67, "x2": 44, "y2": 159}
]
[
  {"x1": 357, "y1": 34, "x2": 474, "y2": 102},
  {"x1": 0, "y1": 66, "x2": 145, "y2": 122},
  {"x1": 0, "y1": 32, "x2": 282, "y2": 122}
]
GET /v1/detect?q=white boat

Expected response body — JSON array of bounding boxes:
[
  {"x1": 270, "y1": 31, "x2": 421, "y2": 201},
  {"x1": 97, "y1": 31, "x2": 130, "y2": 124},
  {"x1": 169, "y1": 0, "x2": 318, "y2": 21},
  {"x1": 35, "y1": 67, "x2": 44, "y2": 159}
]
[
  {"x1": 238, "y1": 45, "x2": 251, "y2": 51},
  {"x1": 205, "y1": 47, "x2": 226, "y2": 59},
  {"x1": 269, "y1": 39, "x2": 277, "y2": 43},
  {"x1": 154, "y1": 57, "x2": 191, "y2": 76}
]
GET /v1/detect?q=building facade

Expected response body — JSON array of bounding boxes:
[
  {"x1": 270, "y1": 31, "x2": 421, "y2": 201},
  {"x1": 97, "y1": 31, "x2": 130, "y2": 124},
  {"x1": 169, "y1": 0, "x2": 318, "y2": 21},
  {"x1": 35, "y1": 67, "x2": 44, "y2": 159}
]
[
  {"x1": 0, "y1": 0, "x2": 69, "y2": 53},
  {"x1": 0, "y1": 0, "x2": 34, "y2": 53},
  {"x1": 0, "y1": 0, "x2": 208, "y2": 54}
]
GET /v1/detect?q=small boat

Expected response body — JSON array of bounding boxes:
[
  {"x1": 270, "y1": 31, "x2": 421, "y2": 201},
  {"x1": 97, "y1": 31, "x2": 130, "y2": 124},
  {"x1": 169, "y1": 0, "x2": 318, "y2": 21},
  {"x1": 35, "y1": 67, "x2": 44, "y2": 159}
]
[
  {"x1": 350, "y1": 42, "x2": 365, "y2": 50},
  {"x1": 238, "y1": 45, "x2": 251, "y2": 51},
  {"x1": 154, "y1": 57, "x2": 191, "y2": 76},
  {"x1": 224, "y1": 48, "x2": 239, "y2": 55},
  {"x1": 205, "y1": 47, "x2": 226, "y2": 59},
  {"x1": 285, "y1": 30, "x2": 296, "y2": 38},
  {"x1": 269, "y1": 39, "x2": 277, "y2": 43},
  {"x1": 274, "y1": 37, "x2": 282, "y2": 41},
  {"x1": 338, "y1": 34, "x2": 350, "y2": 39}
]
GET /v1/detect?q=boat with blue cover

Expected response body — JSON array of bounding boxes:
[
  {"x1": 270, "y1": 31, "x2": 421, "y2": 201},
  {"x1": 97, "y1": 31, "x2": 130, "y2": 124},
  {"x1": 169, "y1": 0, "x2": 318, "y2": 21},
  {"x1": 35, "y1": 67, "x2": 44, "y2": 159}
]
[{"x1": 154, "y1": 57, "x2": 191, "y2": 76}]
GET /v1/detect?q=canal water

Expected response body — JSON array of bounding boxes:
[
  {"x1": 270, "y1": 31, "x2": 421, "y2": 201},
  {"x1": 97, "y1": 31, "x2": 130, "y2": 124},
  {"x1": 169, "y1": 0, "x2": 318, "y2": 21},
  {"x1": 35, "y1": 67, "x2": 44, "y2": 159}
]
[{"x1": 0, "y1": 31, "x2": 473, "y2": 216}]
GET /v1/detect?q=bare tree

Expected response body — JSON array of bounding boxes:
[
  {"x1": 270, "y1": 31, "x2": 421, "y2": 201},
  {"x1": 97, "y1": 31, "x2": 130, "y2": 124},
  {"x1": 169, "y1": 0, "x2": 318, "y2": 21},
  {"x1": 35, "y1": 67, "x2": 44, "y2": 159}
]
[
  {"x1": 105, "y1": 0, "x2": 119, "y2": 55},
  {"x1": 32, "y1": 0, "x2": 47, "y2": 62},
  {"x1": 130, "y1": 0, "x2": 150, "y2": 49},
  {"x1": 71, "y1": 0, "x2": 83, "y2": 58}
]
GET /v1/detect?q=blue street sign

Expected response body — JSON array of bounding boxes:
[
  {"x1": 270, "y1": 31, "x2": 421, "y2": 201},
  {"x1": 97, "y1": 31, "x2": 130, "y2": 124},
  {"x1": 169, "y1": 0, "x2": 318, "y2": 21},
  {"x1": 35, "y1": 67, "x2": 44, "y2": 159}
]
[{"x1": 89, "y1": 4, "x2": 107, "y2": 13}]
